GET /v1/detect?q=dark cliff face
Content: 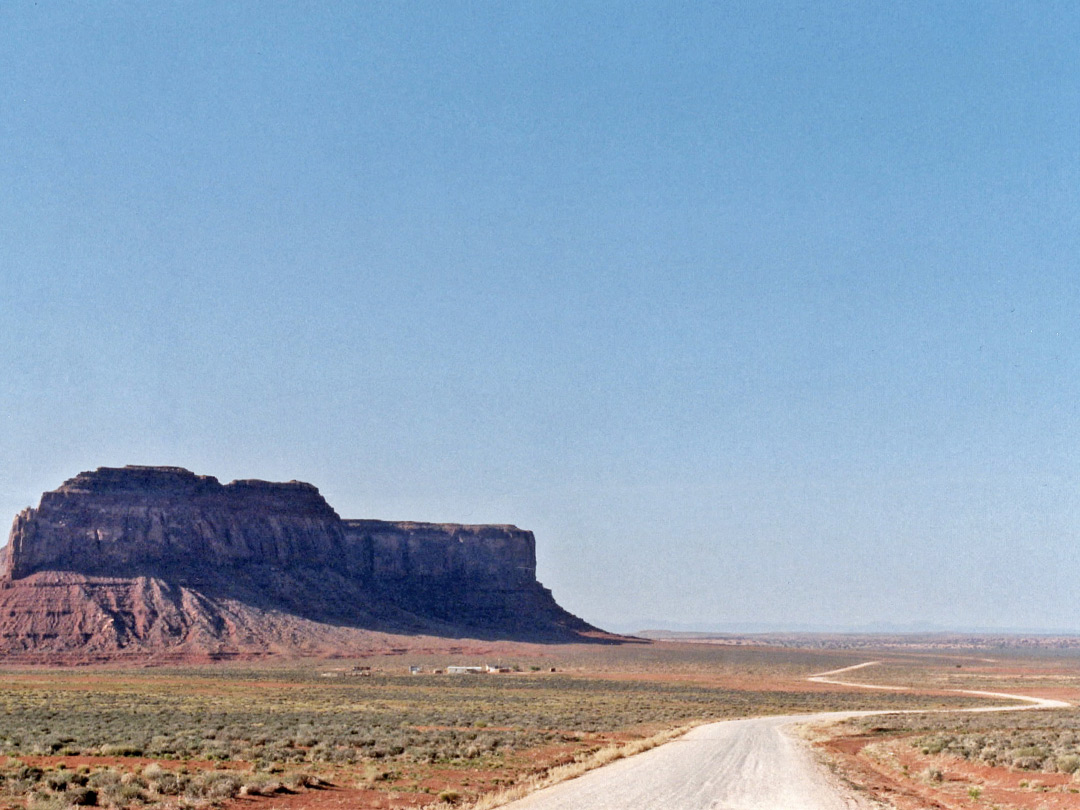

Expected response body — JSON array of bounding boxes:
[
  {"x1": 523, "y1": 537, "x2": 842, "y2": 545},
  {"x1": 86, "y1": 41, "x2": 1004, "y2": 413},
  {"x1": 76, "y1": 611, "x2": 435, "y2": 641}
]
[
  {"x1": 5, "y1": 467, "x2": 345, "y2": 580},
  {"x1": 0, "y1": 466, "x2": 599, "y2": 651},
  {"x1": 342, "y1": 520, "x2": 536, "y2": 586}
]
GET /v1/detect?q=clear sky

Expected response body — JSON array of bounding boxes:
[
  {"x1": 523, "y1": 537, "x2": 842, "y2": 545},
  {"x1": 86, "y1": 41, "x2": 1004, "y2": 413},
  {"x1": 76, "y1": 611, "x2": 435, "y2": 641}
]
[{"x1": 2, "y1": 2, "x2": 1078, "y2": 633}]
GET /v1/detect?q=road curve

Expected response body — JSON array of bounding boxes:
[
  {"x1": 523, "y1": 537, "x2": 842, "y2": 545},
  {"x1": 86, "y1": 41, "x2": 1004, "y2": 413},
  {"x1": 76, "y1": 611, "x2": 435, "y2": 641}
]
[
  {"x1": 502, "y1": 662, "x2": 1070, "y2": 810},
  {"x1": 808, "y1": 662, "x2": 1072, "y2": 710}
]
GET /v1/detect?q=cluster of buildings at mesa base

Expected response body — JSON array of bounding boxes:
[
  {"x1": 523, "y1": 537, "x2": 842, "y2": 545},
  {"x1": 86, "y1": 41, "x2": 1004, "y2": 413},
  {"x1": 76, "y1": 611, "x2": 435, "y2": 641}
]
[{"x1": 320, "y1": 664, "x2": 560, "y2": 677}]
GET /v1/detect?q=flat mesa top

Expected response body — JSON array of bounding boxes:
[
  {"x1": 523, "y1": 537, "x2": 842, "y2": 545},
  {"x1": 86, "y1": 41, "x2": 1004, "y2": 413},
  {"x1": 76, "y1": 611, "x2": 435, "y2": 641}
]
[
  {"x1": 57, "y1": 466, "x2": 321, "y2": 494},
  {"x1": 343, "y1": 519, "x2": 525, "y2": 534}
]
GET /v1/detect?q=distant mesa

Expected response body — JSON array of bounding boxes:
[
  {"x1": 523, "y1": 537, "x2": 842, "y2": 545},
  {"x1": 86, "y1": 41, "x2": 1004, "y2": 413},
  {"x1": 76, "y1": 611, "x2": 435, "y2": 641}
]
[{"x1": 0, "y1": 466, "x2": 608, "y2": 663}]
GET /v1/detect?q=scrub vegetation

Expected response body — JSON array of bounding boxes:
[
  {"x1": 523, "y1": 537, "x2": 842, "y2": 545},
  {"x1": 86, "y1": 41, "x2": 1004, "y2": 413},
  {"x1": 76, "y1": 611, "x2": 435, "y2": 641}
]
[
  {"x1": 0, "y1": 650, "x2": 980, "y2": 810},
  {"x1": 851, "y1": 709, "x2": 1080, "y2": 775}
]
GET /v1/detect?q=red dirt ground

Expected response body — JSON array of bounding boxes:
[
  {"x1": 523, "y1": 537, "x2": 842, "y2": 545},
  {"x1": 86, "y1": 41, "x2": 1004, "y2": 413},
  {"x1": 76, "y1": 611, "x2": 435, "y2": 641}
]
[{"x1": 821, "y1": 733, "x2": 1080, "y2": 810}]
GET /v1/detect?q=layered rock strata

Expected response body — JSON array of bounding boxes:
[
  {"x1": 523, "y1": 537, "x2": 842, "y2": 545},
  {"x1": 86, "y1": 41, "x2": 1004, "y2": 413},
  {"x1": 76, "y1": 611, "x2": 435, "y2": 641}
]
[{"x1": 0, "y1": 466, "x2": 599, "y2": 660}]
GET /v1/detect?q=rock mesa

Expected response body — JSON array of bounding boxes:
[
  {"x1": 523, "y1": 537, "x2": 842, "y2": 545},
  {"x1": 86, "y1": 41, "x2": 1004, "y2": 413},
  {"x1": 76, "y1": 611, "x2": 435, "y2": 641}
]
[{"x1": 0, "y1": 466, "x2": 601, "y2": 661}]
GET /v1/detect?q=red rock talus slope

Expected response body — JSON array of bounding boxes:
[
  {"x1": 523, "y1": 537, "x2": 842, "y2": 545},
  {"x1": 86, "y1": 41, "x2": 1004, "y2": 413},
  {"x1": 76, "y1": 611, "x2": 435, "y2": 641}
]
[{"x1": 0, "y1": 466, "x2": 603, "y2": 661}]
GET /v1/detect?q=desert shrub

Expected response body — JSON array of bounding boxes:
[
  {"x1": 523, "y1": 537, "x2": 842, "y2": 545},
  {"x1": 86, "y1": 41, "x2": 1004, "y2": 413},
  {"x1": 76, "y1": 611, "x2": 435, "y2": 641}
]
[
  {"x1": 14, "y1": 766, "x2": 44, "y2": 783},
  {"x1": 118, "y1": 782, "x2": 147, "y2": 803},
  {"x1": 4, "y1": 779, "x2": 35, "y2": 798},
  {"x1": 87, "y1": 771, "x2": 121, "y2": 790},
  {"x1": 100, "y1": 744, "x2": 143, "y2": 757},
  {"x1": 920, "y1": 736, "x2": 947, "y2": 755},
  {"x1": 239, "y1": 773, "x2": 287, "y2": 796},
  {"x1": 1058, "y1": 754, "x2": 1080, "y2": 774},
  {"x1": 93, "y1": 776, "x2": 127, "y2": 807},
  {"x1": 45, "y1": 769, "x2": 77, "y2": 791},
  {"x1": 27, "y1": 794, "x2": 68, "y2": 810},
  {"x1": 68, "y1": 786, "x2": 98, "y2": 806},
  {"x1": 143, "y1": 767, "x2": 186, "y2": 797},
  {"x1": 281, "y1": 772, "x2": 315, "y2": 790},
  {"x1": 193, "y1": 772, "x2": 243, "y2": 801}
]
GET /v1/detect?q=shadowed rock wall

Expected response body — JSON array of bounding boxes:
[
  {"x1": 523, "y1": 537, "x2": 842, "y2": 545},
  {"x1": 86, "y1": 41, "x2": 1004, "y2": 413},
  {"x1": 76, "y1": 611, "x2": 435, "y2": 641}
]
[{"x1": 342, "y1": 519, "x2": 536, "y2": 585}]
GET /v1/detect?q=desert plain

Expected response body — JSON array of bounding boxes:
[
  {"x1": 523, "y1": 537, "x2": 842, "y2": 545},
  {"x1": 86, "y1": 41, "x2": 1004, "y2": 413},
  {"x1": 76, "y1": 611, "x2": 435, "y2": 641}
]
[{"x1": 2, "y1": 637, "x2": 1080, "y2": 810}]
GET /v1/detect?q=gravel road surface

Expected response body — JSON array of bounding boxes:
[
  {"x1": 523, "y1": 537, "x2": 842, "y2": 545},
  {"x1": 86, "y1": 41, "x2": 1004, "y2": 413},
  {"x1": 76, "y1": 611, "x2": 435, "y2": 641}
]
[{"x1": 503, "y1": 711, "x2": 875, "y2": 810}]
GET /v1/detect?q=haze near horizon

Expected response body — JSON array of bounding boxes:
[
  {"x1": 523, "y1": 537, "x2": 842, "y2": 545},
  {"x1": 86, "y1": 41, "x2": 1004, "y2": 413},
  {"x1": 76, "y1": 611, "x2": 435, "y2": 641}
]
[{"x1": 2, "y1": 2, "x2": 1078, "y2": 634}]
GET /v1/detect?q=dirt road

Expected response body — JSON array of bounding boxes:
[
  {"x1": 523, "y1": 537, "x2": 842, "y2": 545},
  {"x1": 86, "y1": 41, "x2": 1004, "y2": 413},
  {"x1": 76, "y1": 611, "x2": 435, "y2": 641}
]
[
  {"x1": 808, "y1": 661, "x2": 1071, "y2": 710},
  {"x1": 504, "y1": 711, "x2": 876, "y2": 810},
  {"x1": 503, "y1": 662, "x2": 1070, "y2": 810}
]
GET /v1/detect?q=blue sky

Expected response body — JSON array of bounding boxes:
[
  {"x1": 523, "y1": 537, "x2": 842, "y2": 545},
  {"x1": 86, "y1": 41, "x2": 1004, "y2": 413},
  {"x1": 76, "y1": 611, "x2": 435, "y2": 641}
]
[{"x1": 2, "y1": 2, "x2": 1079, "y2": 632}]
